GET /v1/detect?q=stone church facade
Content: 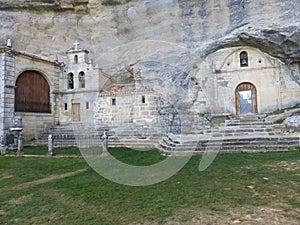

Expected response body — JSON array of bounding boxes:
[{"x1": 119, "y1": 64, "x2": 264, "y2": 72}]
[
  {"x1": 200, "y1": 47, "x2": 300, "y2": 115},
  {"x1": 0, "y1": 39, "x2": 299, "y2": 147}
]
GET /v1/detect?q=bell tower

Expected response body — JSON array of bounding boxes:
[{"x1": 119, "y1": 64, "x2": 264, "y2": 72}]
[
  {"x1": 66, "y1": 40, "x2": 89, "y2": 69},
  {"x1": 65, "y1": 40, "x2": 90, "y2": 90}
]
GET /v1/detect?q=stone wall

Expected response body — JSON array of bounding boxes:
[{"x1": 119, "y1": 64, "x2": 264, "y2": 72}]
[
  {"x1": 58, "y1": 44, "x2": 101, "y2": 124},
  {"x1": 198, "y1": 46, "x2": 288, "y2": 114},
  {"x1": 94, "y1": 89, "x2": 169, "y2": 139},
  {"x1": 0, "y1": 46, "x2": 15, "y2": 146},
  {"x1": 59, "y1": 91, "x2": 98, "y2": 124},
  {"x1": 14, "y1": 52, "x2": 61, "y2": 94},
  {"x1": 95, "y1": 91, "x2": 158, "y2": 124},
  {"x1": 10, "y1": 50, "x2": 62, "y2": 142},
  {"x1": 15, "y1": 112, "x2": 53, "y2": 141}
]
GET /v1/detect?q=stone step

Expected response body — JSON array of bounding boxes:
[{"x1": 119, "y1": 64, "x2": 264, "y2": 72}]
[
  {"x1": 160, "y1": 145, "x2": 297, "y2": 155},
  {"x1": 32, "y1": 122, "x2": 164, "y2": 148},
  {"x1": 159, "y1": 142, "x2": 300, "y2": 154},
  {"x1": 206, "y1": 127, "x2": 276, "y2": 133},
  {"x1": 158, "y1": 133, "x2": 300, "y2": 154}
]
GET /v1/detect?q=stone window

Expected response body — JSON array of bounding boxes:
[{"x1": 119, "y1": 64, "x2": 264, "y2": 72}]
[
  {"x1": 15, "y1": 70, "x2": 51, "y2": 113},
  {"x1": 111, "y1": 98, "x2": 116, "y2": 106},
  {"x1": 64, "y1": 103, "x2": 68, "y2": 111},
  {"x1": 142, "y1": 96, "x2": 146, "y2": 104},
  {"x1": 86, "y1": 102, "x2": 89, "y2": 110},
  {"x1": 79, "y1": 71, "x2": 85, "y2": 88},
  {"x1": 240, "y1": 51, "x2": 248, "y2": 67},
  {"x1": 74, "y1": 55, "x2": 78, "y2": 64},
  {"x1": 68, "y1": 73, "x2": 74, "y2": 89}
]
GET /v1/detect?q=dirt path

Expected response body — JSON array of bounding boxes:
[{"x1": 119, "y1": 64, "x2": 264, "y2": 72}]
[{"x1": 12, "y1": 168, "x2": 88, "y2": 191}]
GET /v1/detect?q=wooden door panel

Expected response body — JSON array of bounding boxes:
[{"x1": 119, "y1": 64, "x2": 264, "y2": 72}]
[
  {"x1": 72, "y1": 103, "x2": 80, "y2": 121},
  {"x1": 15, "y1": 70, "x2": 51, "y2": 113}
]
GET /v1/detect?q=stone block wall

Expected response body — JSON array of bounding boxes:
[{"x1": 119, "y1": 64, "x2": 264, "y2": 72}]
[
  {"x1": 59, "y1": 91, "x2": 98, "y2": 124},
  {"x1": 0, "y1": 47, "x2": 15, "y2": 146},
  {"x1": 95, "y1": 91, "x2": 158, "y2": 125},
  {"x1": 15, "y1": 112, "x2": 53, "y2": 142},
  {"x1": 59, "y1": 44, "x2": 102, "y2": 124},
  {"x1": 12, "y1": 51, "x2": 62, "y2": 141}
]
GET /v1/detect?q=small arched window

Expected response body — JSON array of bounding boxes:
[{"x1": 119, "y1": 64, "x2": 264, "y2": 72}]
[
  {"x1": 74, "y1": 55, "x2": 78, "y2": 64},
  {"x1": 240, "y1": 51, "x2": 248, "y2": 67},
  {"x1": 79, "y1": 71, "x2": 85, "y2": 88},
  {"x1": 68, "y1": 73, "x2": 74, "y2": 89}
]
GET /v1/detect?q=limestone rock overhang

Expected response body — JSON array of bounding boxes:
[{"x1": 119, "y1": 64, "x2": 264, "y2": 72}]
[{"x1": 200, "y1": 24, "x2": 300, "y2": 64}]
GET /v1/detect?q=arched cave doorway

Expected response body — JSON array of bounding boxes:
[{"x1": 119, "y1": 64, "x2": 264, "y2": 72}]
[
  {"x1": 15, "y1": 70, "x2": 51, "y2": 113},
  {"x1": 235, "y1": 82, "x2": 257, "y2": 115}
]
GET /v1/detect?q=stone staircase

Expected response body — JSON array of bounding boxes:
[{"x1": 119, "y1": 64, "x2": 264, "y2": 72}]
[
  {"x1": 32, "y1": 115, "x2": 300, "y2": 154},
  {"x1": 158, "y1": 115, "x2": 300, "y2": 155},
  {"x1": 33, "y1": 122, "x2": 164, "y2": 149},
  {"x1": 106, "y1": 122, "x2": 165, "y2": 149},
  {"x1": 33, "y1": 123, "x2": 102, "y2": 148}
]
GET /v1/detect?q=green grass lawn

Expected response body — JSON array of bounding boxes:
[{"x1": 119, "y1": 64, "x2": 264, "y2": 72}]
[
  {"x1": 17, "y1": 146, "x2": 82, "y2": 156},
  {"x1": 0, "y1": 147, "x2": 299, "y2": 224}
]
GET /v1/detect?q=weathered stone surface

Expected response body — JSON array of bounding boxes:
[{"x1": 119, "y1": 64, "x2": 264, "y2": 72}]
[
  {"x1": 0, "y1": 0, "x2": 89, "y2": 11},
  {"x1": 199, "y1": 25, "x2": 300, "y2": 62},
  {"x1": 0, "y1": 0, "x2": 300, "y2": 141},
  {"x1": 284, "y1": 115, "x2": 300, "y2": 131},
  {"x1": 0, "y1": 0, "x2": 299, "y2": 65}
]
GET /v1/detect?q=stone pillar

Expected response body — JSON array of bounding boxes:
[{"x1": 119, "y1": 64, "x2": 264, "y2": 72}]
[
  {"x1": 53, "y1": 60, "x2": 64, "y2": 125},
  {"x1": 16, "y1": 132, "x2": 23, "y2": 156},
  {"x1": 48, "y1": 134, "x2": 54, "y2": 156},
  {"x1": 101, "y1": 131, "x2": 108, "y2": 156},
  {"x1": 0, "y1": 41, "x2": 15, "y2": 151}
]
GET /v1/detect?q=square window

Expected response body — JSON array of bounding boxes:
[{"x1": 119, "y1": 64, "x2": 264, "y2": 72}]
[{"x1": 112, "y1": 98, "x2": 116, "y2": 106}]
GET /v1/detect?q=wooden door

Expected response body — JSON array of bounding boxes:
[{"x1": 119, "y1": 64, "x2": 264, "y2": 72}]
[
  {"x1": 72, "y1": 103, "x2": 80, "y2": 121},
  {"x1": 15, "y1": 70, "x2": 51, "y2": 113},
  {"x1": 235, "y1": 83, "x2": 258, "y2": 115}
]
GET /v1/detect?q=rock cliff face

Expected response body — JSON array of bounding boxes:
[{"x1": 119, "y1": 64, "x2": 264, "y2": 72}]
[
  {"x1": 0, "y1": 0, "x2": 299, "y2": 75},
  {"x1": 1, "y1": 0, "x2": 299, "y2": 140}
]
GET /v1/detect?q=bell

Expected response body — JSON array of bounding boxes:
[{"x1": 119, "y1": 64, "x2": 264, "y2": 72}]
[{"x1": 241, "y1": 58, "x2": 247, "y2": 65}]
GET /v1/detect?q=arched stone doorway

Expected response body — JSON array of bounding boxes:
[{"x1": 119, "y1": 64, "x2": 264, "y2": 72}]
[
  {"x1": 15, "y1": 70, "x2": 51, "y2": 113},
  {"x1": 235, "y1": 82, "x2": 258, "y2": 115}
]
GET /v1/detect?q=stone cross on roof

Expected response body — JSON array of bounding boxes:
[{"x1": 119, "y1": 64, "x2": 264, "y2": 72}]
[{"x1": 73, "y1": 40, "x2": 80, "y2": 50}]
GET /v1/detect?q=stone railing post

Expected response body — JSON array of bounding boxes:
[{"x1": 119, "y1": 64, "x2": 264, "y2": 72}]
[
  {"x1": 101, "y1": 131, "x2": 108, "y2": 156},
  {"x1": 48, "y1": 134, "x2": 54, "y2": 156},
  {"x1": 16, "y1": 132, "x2": 23, "y2": 156}
]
